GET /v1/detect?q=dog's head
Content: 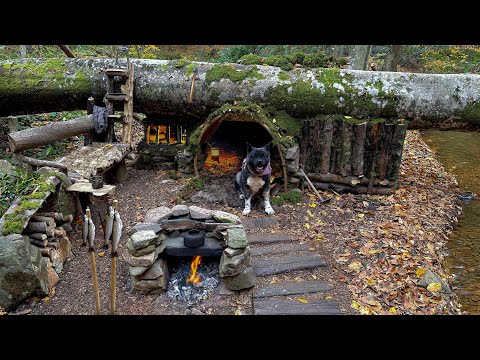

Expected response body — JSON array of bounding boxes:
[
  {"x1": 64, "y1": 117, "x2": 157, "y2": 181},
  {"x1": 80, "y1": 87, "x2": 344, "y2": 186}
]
[{"x1": 246, "y1": 142, "x2": 271, "y2": 175}]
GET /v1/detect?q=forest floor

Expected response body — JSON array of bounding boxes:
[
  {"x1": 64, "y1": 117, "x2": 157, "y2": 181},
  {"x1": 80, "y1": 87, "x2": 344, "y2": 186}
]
[{"x1": 11, "y1": 130, "x2": 464, "y2": 315}]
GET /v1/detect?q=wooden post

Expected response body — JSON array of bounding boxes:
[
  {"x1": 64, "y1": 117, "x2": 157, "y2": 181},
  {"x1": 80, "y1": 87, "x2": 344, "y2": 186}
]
[
  {"x1": 110, "y1": 199, "x2": 119, "y2": 315},
  {"x1": 84, "y1": 97, "x2": 95, "y2": 145},
  {"x1": 7, "y1": 116, "x2": 21, "y2": 166},
  {"x1": 86, "y1": 207, "x2": 101, "y2": 315},
  {"x1": 122, "y1": 63, "x2": 134, "y2": 145}
]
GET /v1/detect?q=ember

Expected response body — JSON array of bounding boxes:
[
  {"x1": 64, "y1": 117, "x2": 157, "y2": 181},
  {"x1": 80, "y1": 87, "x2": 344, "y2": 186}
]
[{"x1": 204, "y1": 148, "x2": 242, "y2": 175}]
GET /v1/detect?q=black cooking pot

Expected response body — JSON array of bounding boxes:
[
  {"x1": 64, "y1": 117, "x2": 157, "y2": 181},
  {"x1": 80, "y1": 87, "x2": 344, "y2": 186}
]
[{"x1": 184, "y1": 229, "x2": 205, "y2": 248}]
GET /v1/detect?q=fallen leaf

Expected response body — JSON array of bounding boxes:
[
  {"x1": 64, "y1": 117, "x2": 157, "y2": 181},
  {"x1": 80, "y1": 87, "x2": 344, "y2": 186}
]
[
  {"x1": 309, "y1": 203, "x2": 317, "y2": 208},
  {"x1": 366, "y1": 278, "x2": 376, "y2": 286},
  {"x1": 307, "y1": 210, "x2": 314, "y2": 218},
  {"x1": 427, "y1": 283, "x2": 442, "y2": 293},
  {"x1": 298, "y1": 298, "x2": 309, "y2": 303},
  {"x1": 362, "y1": 201, "x2": 369, "y2": 207},
  {"x1": 389, "y1": 307, "x2": 397, "y2": 313},
  {"x1": 427, "y1": 243, "x2": 436, "y2": 255},
  {"x1": 270, "y1": 277, "x2": 278, "y2": 284},
  {"x1": 235, "y1": 309, "x2": 242, "y2": 315},
  {"x1": 325, "y1": 295, "x2": 333, "y2": 300},
  {"x1": 348, "y1": 260, "x2": 363, "y2": 271},
  {"x1": 305, "y1": 223, "x2": 311, "y2": 229},
  {"x1": 43, "y1": 296, "x2": 50, "y2": 302},
  {"x1": 351, "y1": 301, "x2": 361, "y2": 310},
  {"x1": 308, "y1": 247, "x2": 316, "y2": 251},
  {"x1": 98, "y1": 251, "x2": 106, "y2": 257},
  {"x1": 416, "y1": 268, "x2": 426, "y2": 278},
  {"x1": 358, "y1": 213, "x2": 365, "y2": 218},
  {"x1": 311, "y1": 274, "x2": 317, "y2": 279}
]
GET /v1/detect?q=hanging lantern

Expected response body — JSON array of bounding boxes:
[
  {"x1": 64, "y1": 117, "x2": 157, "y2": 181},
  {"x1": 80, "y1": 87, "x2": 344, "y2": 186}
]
[{"x1": 211, "y1": 147, "x2": 220, "y2": 162}]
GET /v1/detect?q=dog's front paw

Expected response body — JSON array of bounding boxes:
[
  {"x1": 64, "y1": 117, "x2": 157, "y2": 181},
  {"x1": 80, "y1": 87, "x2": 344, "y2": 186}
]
[
  {"x1": 265, "y1": 206, "x2": 275, "y2": 215},
  {"x1": 242, "y1": 209, "x2": 251, "y2": 215},
  {"x1": 239, "y1": 194, "x2": 244, "y2": 200}
]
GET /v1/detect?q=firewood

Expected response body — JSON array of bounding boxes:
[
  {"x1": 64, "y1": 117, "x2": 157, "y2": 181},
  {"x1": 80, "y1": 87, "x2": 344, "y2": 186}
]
[
  {"x1": 60, "y1": 223, "x2": 74, "y2": 233},
  {"x1": 36, "y1": 212, "x2": 64, "y2": 222},
  {"x1": 45, "y1": 225, "x2": 54, "y2": 238},
  {"x1": 30, "y1": 215, "x2": 56, "y2": 226},
  {"x1": 39, "y1": 248, "x2": 52, "y2": 257},
  {"x1": 29, "y1": 233, "x2": 47, "y2": 240},
  {"x1": 24, "y1": 221, "x2": 47, "y2": 234},
  {"x1": 54, "y1": 228, "x2": 67, "y2": 238},
  {"x1": 29, "y1": 238, "x2": 48, "y2": 248}
]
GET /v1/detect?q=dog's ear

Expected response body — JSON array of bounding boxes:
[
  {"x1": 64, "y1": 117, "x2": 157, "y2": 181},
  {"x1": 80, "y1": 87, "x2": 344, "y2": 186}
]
[
  {"x1": 263, "y1": 142, "x2": 272, "y2": 153},
  {"x1": 246, "y1": 142, "x2": 253, "y2": 154}
]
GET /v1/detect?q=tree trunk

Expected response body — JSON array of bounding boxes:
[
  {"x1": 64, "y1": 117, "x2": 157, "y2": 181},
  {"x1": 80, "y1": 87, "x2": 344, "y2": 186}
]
[
  {"x1": 58, "y1": 45, "x2": 75, "y2": 58},
  {"x1": 2, "y1": 58, "x2": 480, "y2": 128},
  {"x1": 8, "y1": 115, "x2": 93, "y2": 153},
  {"x1": 349, "y1": 45, "x2": 372, "y2": 70},
  {"x1": 382, "y1": 45, "x2": 402, "y2": 72}
]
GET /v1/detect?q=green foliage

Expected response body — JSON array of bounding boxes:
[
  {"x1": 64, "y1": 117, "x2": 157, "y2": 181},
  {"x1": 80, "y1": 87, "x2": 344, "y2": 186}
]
[
  {"x1": 13, "y1": 200, "x2": 41, "y2": 213},
  {"x1": 238, "y1": 53, "x2": 263, "y2": 65},
  {"x1": 217, "y1": 45, "x2": 260, "y2": 63},
  {"x1": 185, "y1": 63, "x2": 195, "y2": 77},
  {"x1": 271, "y1": 190, "x2": 304, "y2": 206},
  {"x1": 186, "y1": 177, "x2": 204, "y2": 190},
  {"x1": 263, "y1": 56, "x2": 294, "y2": 71},
  {"x1": 287, "y1": 51, "x2": 305, "y2": 65},
  {"x1": 303, "y1": 51, "x2": 328, "y2": 68},
  {"x1": 278, "y1": 72, "x2": 290, "y2": 81},
  {"x1": 174, "y1": 58, "x2": 189, "y2": 68}
]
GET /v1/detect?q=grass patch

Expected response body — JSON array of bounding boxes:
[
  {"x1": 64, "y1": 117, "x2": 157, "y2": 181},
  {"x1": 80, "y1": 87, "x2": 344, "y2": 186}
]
[
  {"x1": 186, "y1": 177, "x2": 205, "y2": 190},
  {"x1": 271, "y1": 190, "x2": 304, "y2": 207}
]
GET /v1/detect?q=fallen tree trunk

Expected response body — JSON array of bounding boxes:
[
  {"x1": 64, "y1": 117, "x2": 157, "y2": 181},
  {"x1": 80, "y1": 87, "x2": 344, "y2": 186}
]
[
  {"x1": 19, "y1": 155, "x2": 68, "y2": 171},
  {"x1": 8, "y1": 115, "x2": 93, "y2": 153},
  {"x1": 1, "y1": 58, "x2": 480, "y2": 128}
]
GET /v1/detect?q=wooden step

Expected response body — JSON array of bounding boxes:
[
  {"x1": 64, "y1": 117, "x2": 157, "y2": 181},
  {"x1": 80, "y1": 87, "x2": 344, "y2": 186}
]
[
  {"x1": 250, "y1": 243, "x2": 311, "y2": 256},
  {"x1": 105, "y1": 68, "x2": 128, "y2": 77},
  {"x1": 253, "y1": 251, "x2": 326, "y2": 276},
  {"x1": 253, "y1": 299, "x2": 341, "y2": 315},
  {"x1": 254, "y1": 280, "x2": 334, "y2": 298},
  {"x1": 108, "y1": 114, "x2": 125, "y2": 123},
  {"x1": 248, "y1": 233, "x2": 294, "y2": 245},
  {"x1": 105, "y1": 93, "x2": 128, "y2": 102},
  {"x1": 242, "y1": 217, "x2": 278, "y2": 230}
]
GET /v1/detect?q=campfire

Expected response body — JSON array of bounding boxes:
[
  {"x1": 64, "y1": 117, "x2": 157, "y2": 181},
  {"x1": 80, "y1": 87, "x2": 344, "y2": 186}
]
[
  {"x1": 186, "y1": 256, "x2": 202, "y2": 285},
  {"x1": 203, "y1": 146, "x2": 242, "y2": 175}
]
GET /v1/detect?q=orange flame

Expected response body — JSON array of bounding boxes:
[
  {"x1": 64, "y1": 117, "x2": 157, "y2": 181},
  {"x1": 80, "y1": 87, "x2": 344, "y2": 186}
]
[{"x1": 186, "y1": 256, "x2": 202, "y2": 285}]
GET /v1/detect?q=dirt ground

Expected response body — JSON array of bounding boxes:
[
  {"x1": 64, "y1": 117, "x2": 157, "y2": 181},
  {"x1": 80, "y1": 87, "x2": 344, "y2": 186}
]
[{"x1": 11, "y1": 130, "x2": 464, "y2": 315}]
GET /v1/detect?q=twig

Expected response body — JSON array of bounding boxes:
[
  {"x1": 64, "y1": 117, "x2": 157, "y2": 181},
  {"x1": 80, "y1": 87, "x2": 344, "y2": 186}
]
[{"x1": 298, "y1": 167, "x2": 326, "y2": 203}]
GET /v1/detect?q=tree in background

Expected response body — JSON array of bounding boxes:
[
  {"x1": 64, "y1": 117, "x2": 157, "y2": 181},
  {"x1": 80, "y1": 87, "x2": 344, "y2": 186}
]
[
  {"x1": 349, "y1": 45, "x2": 372, "y2": 70},
  {"x1": 382, "y1": 45, "x2": 402, "y2": 71}
]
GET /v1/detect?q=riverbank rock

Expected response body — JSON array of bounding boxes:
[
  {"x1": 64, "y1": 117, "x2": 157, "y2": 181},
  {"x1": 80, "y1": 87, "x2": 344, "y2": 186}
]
[{"x1": 418, "y1": 270, "x2": 451, "y2": 293}]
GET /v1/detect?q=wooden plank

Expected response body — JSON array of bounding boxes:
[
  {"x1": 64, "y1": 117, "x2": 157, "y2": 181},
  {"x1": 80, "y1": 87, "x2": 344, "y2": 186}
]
[
  {"x1": 123, "y1": 63, "x2": 135, "y2": 145},
  {"x1": 242, "y1": 217, "x2": 278, "y2": 230},
  {"x1": 253, "y1": 252, "x2": 326, "y2": 276},
  {"x1": 379, "y1": 124, "x2": 395, "y2": 179},
  {"x1": 339, "y1": 121, "x2": 353, "y2": 176},
  {"x1": 105, "y1": 93, "x2": 128, "y2": 102},
  {"x1": 247, "y1": 233, "x2": 294, "y2": 244},
  {"x1": 253, "y1": 299, "x2": 341, "y2": 315},
  {"x1": 66, "y1": 182, "x2": 116, "y2": 197},
  {"x1": 320, "y1": 119, "x2": 333, "y2": 174},
  {"x1": 105, "y1": 68, "x2": 128, "y2": 77},
  {"x1": 250, "y1": 243, "x2": 310, "y2": 256},
  {"x1": 254, "y1": 280, "x2": 334, "y2": 298},
  {"x1": 388, "y1": 123, "x2": 407, "y2": 180},
  {"x1": 352, "y1": 122, "x2": 367, "y2": 176}
]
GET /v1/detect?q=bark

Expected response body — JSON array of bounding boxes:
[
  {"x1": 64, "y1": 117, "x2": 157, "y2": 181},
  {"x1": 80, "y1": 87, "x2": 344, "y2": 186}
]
[
  {"x1": 320, "y1": 120, "x2": 334, "y2": 174},
  {"x1": 29, "y1": 233, "x2": 47, "y2": 240},
  {"x1": 352, "y1": 122, "x2": 367, "y2": 176},
  {"x1": 8, "y1": 115, "x2": 93, "y2": 153},
  {"x1": 349, "y1": 45, "x2": 372, "y2": 70},
  {"x1": 19, "y1": 155, "x2": 68, "y2": 171},
  {"x1": 2, "y1": 58, "x2": 480, "y2": 128},
  {"x1": 382, "y1": 45, "x2": 402, "y2": 72},
  {"x1": 29, "y1": 238, "x2": 48, "y2": 248},
  {"x1": 58, "y1": 45, "x2": 75, "y2": 58}
]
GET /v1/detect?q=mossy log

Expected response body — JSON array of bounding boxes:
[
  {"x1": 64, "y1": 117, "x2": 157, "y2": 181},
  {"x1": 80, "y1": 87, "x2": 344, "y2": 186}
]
[{"x1": 1, "y1": 58, "x2": 480, "y2": 128}]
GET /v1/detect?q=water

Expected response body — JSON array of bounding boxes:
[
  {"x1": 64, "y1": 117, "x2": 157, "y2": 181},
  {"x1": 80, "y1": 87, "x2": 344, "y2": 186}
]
[{"x1": 421, "y1": 130, "x2": 480, "y2": 314}]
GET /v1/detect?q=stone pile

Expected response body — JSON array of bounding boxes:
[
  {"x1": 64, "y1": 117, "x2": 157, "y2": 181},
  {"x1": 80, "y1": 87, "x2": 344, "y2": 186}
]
[{"x1": 125, "y1": 205, "x2": 255, "y2": 294}]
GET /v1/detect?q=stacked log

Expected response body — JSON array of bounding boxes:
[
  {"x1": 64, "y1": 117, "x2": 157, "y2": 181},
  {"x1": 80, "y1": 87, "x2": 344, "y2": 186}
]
[
  {"x1": 299, "y1": 116, "x2": 407, "y2": 194},
  {"x1": 23, "y1": 212, "x2": 74, "y2": 272}
]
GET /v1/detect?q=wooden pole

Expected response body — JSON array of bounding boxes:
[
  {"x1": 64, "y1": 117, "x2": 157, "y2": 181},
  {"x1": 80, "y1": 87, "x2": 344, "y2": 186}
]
[
  {"x1": 86, "y1": 207, "x2": 101, "y2": 315},
  {"x1": 7, "y1": 116, "x2": 21, "y2": 166},
  {"x1": 110, "y1": 199, "x2": 119, "y2": 315},
  {"x1": 299, "y1": 167, "x2": 326, "y2": 203}
]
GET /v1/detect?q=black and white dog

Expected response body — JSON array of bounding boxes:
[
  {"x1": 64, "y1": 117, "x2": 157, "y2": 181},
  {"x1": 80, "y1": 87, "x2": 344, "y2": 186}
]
[{"x1": 234, "y1": 143, "x2": 275, "y2": 216}]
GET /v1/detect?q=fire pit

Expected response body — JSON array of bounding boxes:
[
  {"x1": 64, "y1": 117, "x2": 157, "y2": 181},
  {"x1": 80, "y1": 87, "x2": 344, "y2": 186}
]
[{"x1": 124, "y1": 205, "x2": 255, "y2": 297}]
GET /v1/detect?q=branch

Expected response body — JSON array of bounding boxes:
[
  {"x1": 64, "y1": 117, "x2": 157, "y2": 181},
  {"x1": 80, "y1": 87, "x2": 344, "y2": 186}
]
[{"x1": 58, "y1": 45, "x2": 75, "y2": 58}]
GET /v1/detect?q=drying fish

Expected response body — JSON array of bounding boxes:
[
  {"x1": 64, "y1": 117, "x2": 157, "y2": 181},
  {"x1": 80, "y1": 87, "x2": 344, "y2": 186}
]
[
  {"x1": 88, "y1": 217, "x2": 96, "y2": 249},
  {"x1": 112, "y1": 210, "x2": 123, "y2": 254},
  {"x1": 102, "y1": 206, "x2": 114, "y2": 249},
  {"x1": 82, "y1": 214, "x2": 89, "y2": 246}
]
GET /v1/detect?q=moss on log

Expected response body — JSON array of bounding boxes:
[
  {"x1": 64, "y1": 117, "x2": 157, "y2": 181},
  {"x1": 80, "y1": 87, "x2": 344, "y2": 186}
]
[{"x1": 1, "y1": 58, "x2": 480, "y2": 128}]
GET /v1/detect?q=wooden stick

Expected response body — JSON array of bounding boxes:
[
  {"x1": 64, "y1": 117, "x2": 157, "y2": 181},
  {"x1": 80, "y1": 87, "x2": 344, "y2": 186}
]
[
  {"x1": 299, "y1": 168, "x2": 325, "y2": 203},
  {"x1": 110, "y1": 255, "x2": 117, "y2": 315},
  {"x1": 89, "y1": 250, "x2": 101, "y2": 315},
  {"x1": 86, "y1": 207, "x2": 100, "y2": 315},
  {"x1": 110, "y1": 199, "x2": 119, "y2": 315},
  {"x1": 188, "y1": 71, "x2": 196, "y2": 103}
]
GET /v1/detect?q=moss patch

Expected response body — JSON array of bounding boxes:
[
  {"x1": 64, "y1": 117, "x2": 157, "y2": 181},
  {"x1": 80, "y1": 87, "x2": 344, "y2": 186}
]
[
  {"x1": 263, "y1": 56, "x2": 294, "y2": 71},
  {"x1": 238, "y1": 53, "x2": 262, "y2": 65},
  {"x1": 185, "y1": 63, "x2": 195, "y2": 77},
  {"x1": 13, "y1": 200, "x2": 42, "y2": 213},
  {"x1": 205, "y1": 64, "x2": 264, "y2": 84},
  {"x1": 173, "y1": 58, "x2": 189, "y2": 68},
  {"x1": 1, "y1": 213, "x2": 26, "y2": 235},
  {"x1": 455, "y1": 102, "x2": 480, "y2": 125},
  {"x1": 278, "y1": 72, "x2": 290, "y2": 81},
  {"x1": 272, "y1": 190, "x2": 304, "y2": 206}
]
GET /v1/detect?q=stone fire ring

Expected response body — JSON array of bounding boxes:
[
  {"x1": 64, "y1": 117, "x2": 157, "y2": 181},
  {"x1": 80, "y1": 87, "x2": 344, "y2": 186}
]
[{"x1": 124, "y1": 205, "x2": 255, "y2": 294}]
